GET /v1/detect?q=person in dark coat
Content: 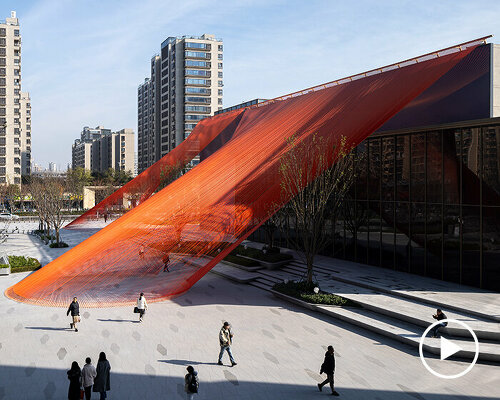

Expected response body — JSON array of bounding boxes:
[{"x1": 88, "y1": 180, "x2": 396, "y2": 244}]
[
  {"x1": 66, "y1": 297, "x2": 80, "y2": 332},
  {"x1": 67, "y1": 361, "x2": 81, "y2": 400},
  {"x1": 93, "y1": 352, "x2": 111, "y2": 400},
  {"x1": 318, "y1": 345, "x2": 338, "y2": 396}
]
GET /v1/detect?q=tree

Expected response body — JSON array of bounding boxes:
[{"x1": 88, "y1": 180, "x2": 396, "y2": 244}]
[{"x1": 278, "y1": 134, "x2": 357, "y2": 284}]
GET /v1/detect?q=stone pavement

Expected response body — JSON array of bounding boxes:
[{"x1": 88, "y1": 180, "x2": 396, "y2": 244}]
[
  {"x1": 1, "y1": 270, "x2": 499, "y2": 400},
  {"x1": 0, "y1": 228, "x2": 499, "y2": 398}
]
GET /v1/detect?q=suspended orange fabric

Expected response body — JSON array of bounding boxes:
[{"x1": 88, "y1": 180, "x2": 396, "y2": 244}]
[{"x1": 6, "y1": 43, "x2": 480, "y2": 307}]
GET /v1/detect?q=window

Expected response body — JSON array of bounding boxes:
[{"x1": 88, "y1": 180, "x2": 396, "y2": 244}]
[
  {"x1": 186, "y1": 87, "x2": 209, "y2": 94},
  {"x1": 0, "y1": 167, "x2": 5, "y2": 174},
  {"x1": 185, "y1": 78, "x2": 208, "y2": 85},
  {"x1": 185, "y1": 105, "x2": 210, "y2": 112},
  {"x1": 218, "y1": 63, "x2": 223, "y2": 69},
  {"x1": 14, "y1": 30, "x2": 19, "y2": 37},
  {"x1": 186, "y1": 60, "x2": 208, "y2": 68},
  {"x1": 218, "y1": 80, "x2": 223, "y2": 87},
  {"x1": 218, "y1": 53, "x2": 223, "y2": 60},
  {"x1": 218, "y1": 45, "x2": 223, "y2": 51},
  {"x1": 185, "y1": 51, "x2": 209, "y2": 59},
  {"x1": 185, "y1": 114, "x2": 206, "y2": 121},
  {"x1": 14, "y1": 167, "x2": 20, "y2": 174},
  {"x1": 185, "y1": 69, "x2": 209, "y2": 76},
  {"x1": 218, "y1": 98, "x2": 223, "y2": 105},
  {"x1": 185, "y1": 96, "x2": 210, "y2": 103},
  {"x1": 185, "y1": 42, "x2": 209, "y2": 49},
  {"x1": 185, "y1": 123, "x2": 198, "y2": 130},
  {"x1": 218, "y1": 72, "x2": 223, "y2": 78}
]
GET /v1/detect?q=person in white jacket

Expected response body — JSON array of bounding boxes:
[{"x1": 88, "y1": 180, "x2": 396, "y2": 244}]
[
  {"x1": 137, "y1": 292, "x2": 148, "y2": 322},
  {"x1": 81, "y1": 357, "x2": 97, "y2": 400}
]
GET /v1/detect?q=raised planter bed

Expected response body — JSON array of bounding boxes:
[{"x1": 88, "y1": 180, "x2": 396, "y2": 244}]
[{"x1": 237, "y1": 255, "x2": 290, "y2": 270}]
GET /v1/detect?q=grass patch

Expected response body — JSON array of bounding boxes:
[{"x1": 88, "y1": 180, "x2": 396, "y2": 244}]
[
  {"x1": 236, "y1": 246, "x2": 293, "y2": 263},
  {"x1": 272, "y1": 280, "x2": 357, "y2": 306},
  {"x1": 223, "y1": 254, "x2": 260, "y2": 267}
]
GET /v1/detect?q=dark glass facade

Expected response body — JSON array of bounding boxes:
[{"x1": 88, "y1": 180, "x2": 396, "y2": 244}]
[{"x1": 249, "y1": 118, "x2": 500, "y2": 292}]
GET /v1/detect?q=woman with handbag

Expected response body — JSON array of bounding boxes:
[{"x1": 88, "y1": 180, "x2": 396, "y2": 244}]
[
  {"x1": 67, "y1": 361, "x2": 82, "y2": 400},
  {"x1": 135, "y1": 292, "x2": 148, "y2": 322}
]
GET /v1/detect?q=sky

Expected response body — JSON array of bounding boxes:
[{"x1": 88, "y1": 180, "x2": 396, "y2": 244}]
[{"x1": 1, "y1": 0, "x2": 500, "y2": 169}]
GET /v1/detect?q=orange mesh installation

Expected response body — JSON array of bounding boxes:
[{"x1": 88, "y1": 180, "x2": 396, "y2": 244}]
[
  {"x1": 6, "y1": 45, "x2": 478, "y2": 307},
  {"x1": 66, "y1": 109, "x2": 245, "y2": 227}
]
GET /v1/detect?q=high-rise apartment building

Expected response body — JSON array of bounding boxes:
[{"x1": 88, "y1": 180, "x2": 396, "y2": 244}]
[
  {"x1": 72, "y1": 126, "x2": 135, "y2": 175},
  {"x1": 137, "y1": 34, "x2": 223, "y2": 173},
  {"x1": 0, "y1": 11, "x2": 31, "y2": 185}
]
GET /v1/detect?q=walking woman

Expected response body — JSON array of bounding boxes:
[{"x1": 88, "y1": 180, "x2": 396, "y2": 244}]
[
  {"x1": 136, "y1": 292, "x2": 148, "y2": 322},
  {"x1": 67, "y1": 361, "x2": 82, "y2": 400},
  {"x1": 93, "y1": 352, "x2": 111, "y2": 400}
]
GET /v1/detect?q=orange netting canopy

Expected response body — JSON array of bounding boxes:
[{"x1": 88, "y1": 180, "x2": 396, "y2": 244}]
[{"x1": 6, "y1": 40, "x2": 485, "y2": 307}]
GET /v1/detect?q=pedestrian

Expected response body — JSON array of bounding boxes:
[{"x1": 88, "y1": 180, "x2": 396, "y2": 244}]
[
  {"x1": 104, "y1": 213, "x2": 107, "y2": 223},
  {"x1": 136, "y1": 292, "x2": 148, "y2": 322},
  {"x1": 318, "y1": 345, "x2": 339, "y2": 396},
  {"x1": 218, "y1": 321, "x2": 237, "y2": 366},
  {"x1": 66, "y1": 296, "x2": 80, "y2": 332},
  {"x1": 67, "y1": 361, "x2": 82, "y2": 400},
  {"x1": 163, "y1": 253, "x2": 170, "y2": 272},
  {"x1": 93, "y1": 352, "x2": 111, "y2": 400},
  {"x1": 82, "y1": 357, "x2": 97, "y2": 400},
  {"x1": 184, "y1": 365, "x2": 199, "y2": 400},
  {"x1": 430, "y1": 309, "x2": 448, "y2": 338}
]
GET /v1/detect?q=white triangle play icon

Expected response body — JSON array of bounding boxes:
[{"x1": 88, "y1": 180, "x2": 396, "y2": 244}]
[{"x1": 440, "y1": 336, "x2": 462, "y2": 360}]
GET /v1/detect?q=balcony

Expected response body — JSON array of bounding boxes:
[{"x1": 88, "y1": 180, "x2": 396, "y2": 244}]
[
  {"x1": 185, "y1": 70, "x2": 211, "y2": 78},
  {"x1": 185, "y1": 42, "x2": 211, "y2": 51}
]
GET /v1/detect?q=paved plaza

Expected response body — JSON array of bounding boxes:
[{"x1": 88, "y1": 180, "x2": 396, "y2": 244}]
[{"x1": 0, "y1": 226, "x2": 499, "y2": 399}]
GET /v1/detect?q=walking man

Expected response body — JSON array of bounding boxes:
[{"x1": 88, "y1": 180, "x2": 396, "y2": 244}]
[
  {"x1": 318, "y1": 345, "x2": 339, "y2": 396},
  {"x1": 82, "y1": 357, "x2": 97, "y2": 400},
  {"x1": 66, "y1": 297, "x2": 80, "y2": 332},
  {"x1": 136, "y1": 292, "x2": 148, "y2": 323},
  {"x1": 218, "y1": 321, "x2": 237, "y2": 366},
  {"x1": 430, "y1": 309, "x2": 448, "y2": 338}
]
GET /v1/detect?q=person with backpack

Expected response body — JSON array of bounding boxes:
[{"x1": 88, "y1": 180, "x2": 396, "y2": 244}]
[
  {"x1": 318, "y1": 345, "x2": 339, "y2": 396},
  {"x1": 93, "y1": 352, "x2": 111, "y2": 400},
  {"x1": 184, "y1": 365, "x2": 199, "y2": 399},
  {"x1": 67, "y1": 361, "x2": 82, "y2": 400},
  {"x1": 66, "y1": 297, "x2": 80, "y2": 332}
]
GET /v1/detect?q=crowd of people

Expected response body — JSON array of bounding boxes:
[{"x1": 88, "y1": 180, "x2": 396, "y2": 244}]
[{"x1": 64, "y1": 293, "x2": 344, "y2": 399}]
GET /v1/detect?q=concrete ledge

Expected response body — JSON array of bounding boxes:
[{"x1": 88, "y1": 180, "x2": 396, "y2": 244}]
[
  {"x1": 210, "y1": 264, "x2": 260, "y2": 283},
  {"x1": 271, "y1": 289, "x2": 500, "y2": 363}
]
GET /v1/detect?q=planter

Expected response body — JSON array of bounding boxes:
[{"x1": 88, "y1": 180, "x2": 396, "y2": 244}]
[{"x1": 0, "y1": 266, "x2": 10, "y2": 275}]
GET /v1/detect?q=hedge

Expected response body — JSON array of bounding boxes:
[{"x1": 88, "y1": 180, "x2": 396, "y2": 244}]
[{"x1": 272, "y1": 280, "x2": 356, "y2": 306}]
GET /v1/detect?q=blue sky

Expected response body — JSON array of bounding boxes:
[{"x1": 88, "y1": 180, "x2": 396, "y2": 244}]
[{"x1": 2, "y1": 0, "x2": 500, "y2": 168}]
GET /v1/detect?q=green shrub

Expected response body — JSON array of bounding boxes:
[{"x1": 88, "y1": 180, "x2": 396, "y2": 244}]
[
  {"x1": 0, "y1": 256, "x2": 41, "y2": 273},
  {"x1": 0, "y1": 263, "x2": 9, "y2": 269},
  {"x1": 49, "y1": 242, "x2": 69, "y2": 248},
  {"x1": 223, "y1": 254, "x2": 259, "y2": 267},
  {"x1": 236, "y1": 245, "x2": 293, "y2": 263},
  {"x1": 273, "y1": 280, "x2": 356, "y2": 306}
]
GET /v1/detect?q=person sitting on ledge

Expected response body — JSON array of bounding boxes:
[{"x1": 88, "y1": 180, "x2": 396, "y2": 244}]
[{"x1": 430, "y1": 308, "x2": 448, "y2": 338}]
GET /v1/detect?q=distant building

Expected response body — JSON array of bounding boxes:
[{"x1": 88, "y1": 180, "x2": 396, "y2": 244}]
[
  {"x1": 138, "y1": 34, "x2": 223, "y2": 173},
  {"x1": 48, "y1": 162, "x2": 57, "y2": 172},
  {"x1": 0, "y1": 11, "x2": 32, "y2": 185},
  {"x1": 71, "y1": 126, "x2": 135, "y2": 174}
]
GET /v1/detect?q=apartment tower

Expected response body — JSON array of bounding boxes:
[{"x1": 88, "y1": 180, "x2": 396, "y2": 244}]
[
  {"x1": 0, "y1": 11, "x2": 30, "y2": 185},
  {"x1": 138, "y1": 34, "x2": 223, "y2": 173}
]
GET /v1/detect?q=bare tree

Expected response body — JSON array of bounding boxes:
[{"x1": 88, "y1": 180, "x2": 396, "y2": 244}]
[
  {"x1": 29, "y1": 179, "x2": 51, "y2": 236},
  {"x1": 278, "y1": 134, "x2": 357, "y2": 284}
]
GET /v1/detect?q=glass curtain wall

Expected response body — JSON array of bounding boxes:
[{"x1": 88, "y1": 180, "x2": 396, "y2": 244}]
[{"x1": 249, "y1": 121, "x2": 500, "y2": 291}]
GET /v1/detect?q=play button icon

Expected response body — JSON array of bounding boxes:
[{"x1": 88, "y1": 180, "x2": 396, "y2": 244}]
[
  {"x1": 419, "y1": 318, "x2": 479, "y2": 379},
  {"x1": 440, "y1": 336, "x2": 462, "y2": 360}
]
